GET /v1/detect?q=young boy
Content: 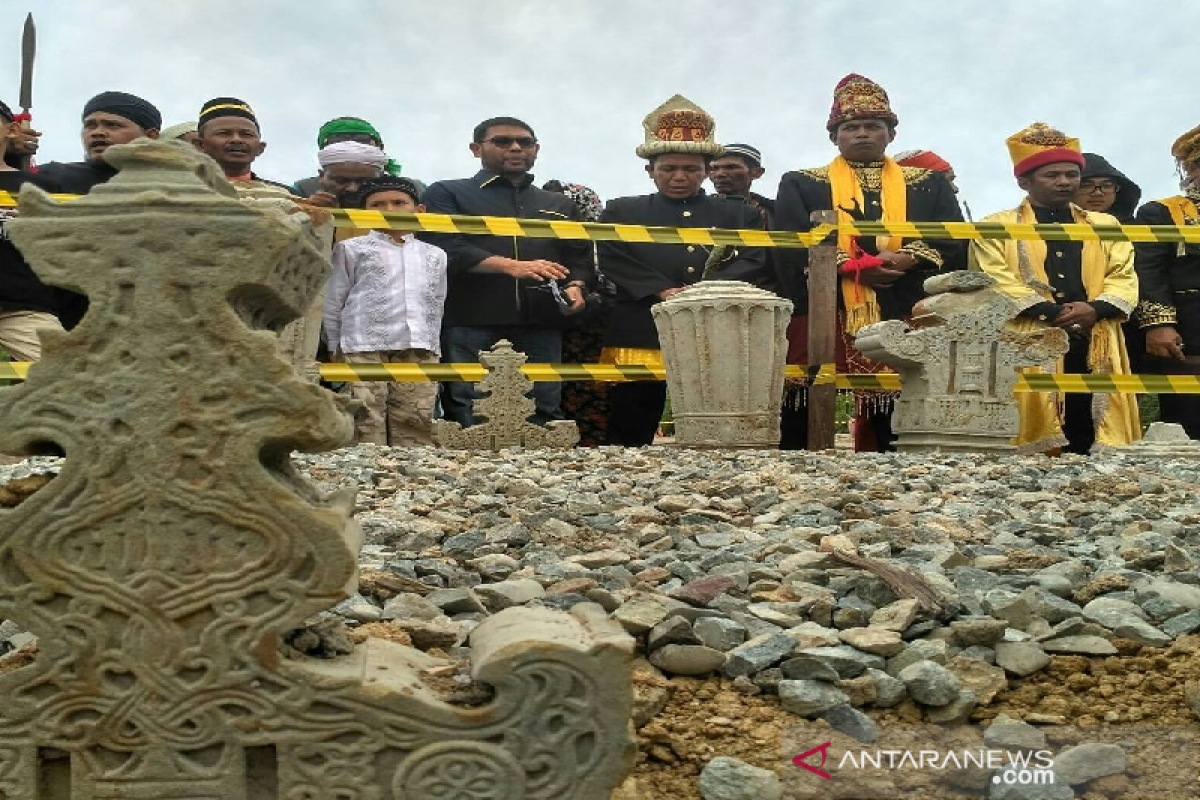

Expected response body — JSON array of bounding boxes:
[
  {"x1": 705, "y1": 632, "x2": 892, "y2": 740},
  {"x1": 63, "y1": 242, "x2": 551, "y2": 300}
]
[
  {"x1": 324, "y1": 177, "x2": 448, "y2": 445},
  {"x1": 0, "y1": 99, "x2": 65, "y2": 362}
]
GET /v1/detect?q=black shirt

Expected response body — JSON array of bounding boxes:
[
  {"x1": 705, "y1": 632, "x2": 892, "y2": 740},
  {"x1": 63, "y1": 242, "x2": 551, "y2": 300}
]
[
  {"x1": 37, "y1": 160, "x2": 117, "y2": 194},
  {"x1": 598, "y1": 191, "x2": 769, "y2": 348},
  {"x1": 31, "y1": 161, "x2": 114, "y2": 328},
  {"x1": 774, "y1": 162, "x2": 965, "y2": 319},
  {"x1": 1134, "y1": 196, "x2": 1200, "y2": 327},
  {"x1": 1017, "y1": 204, "x2": 1122, "y2": 324},
  {"x1": 418, "y1": 170, "x2": 594, "y2": 327},
  {"x1": 0, "y1": 170, "x2": 65, "y2": 315}
]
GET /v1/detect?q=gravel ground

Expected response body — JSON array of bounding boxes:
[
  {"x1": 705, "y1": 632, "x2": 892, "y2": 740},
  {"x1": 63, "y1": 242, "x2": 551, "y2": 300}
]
[{"x1": 5, "y1": 444, "x2": 1200, "y2": 799}]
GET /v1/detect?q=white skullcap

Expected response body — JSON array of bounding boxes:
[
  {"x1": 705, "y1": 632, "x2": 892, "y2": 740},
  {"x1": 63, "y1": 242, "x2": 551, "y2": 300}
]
[
  {"x1": 161, "y1": 121, "x2": 198, "y2": 140},
  {"x1": 317, "y1": 141, "x2": 389, "y2": 169}
]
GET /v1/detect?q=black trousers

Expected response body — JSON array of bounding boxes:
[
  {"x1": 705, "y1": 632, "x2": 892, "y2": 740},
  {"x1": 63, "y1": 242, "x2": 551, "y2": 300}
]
[
  {"x1": 1061, "y1": 340, "x2": 1096, "y2": 454},
  {"x1": 608, "y1": 382, "x2": 668, "y2": 446}
]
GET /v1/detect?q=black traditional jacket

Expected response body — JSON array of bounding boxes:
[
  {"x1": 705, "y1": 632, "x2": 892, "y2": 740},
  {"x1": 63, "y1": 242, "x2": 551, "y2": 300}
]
[
  {"x1": 773, "y1": 160, "x2": 965, "y2": 319},
  {"x1": 1133, "y1": 194, "x2": 1200, "y2": 331},
  {"x1": 419, "y1": 170, "x2": 593, "y2": 328},
  {"x1": 598, "y1": 191, "x2": 769, "y2": 348}
]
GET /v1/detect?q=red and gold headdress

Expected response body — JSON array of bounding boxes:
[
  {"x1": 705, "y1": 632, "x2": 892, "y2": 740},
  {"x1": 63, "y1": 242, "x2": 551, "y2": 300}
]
[
  {"x1": 826, "y1": 74, "x2": 898, "y2": 132},
  {"x1": 635, "y1": 94, "x2": 723, "y2": 159},
  {"x1": 1006, "y1": 123, "x2": 1084, "y2": 177}
]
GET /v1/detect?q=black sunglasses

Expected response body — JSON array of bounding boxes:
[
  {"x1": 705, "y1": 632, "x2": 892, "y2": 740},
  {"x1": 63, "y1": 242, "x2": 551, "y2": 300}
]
[{"x1": 479, "y1": 135, "x2": 538, "y2": 149}]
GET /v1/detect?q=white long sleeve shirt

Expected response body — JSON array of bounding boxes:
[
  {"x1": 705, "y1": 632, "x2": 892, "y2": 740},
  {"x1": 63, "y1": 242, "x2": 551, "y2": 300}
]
[{"x1": 325, "y1": 231, "x2": 448, "y2": 355}]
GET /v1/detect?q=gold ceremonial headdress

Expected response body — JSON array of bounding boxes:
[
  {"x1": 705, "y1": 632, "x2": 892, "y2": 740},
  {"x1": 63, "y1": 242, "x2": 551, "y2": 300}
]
[
  {"x1": 1171, "y1": 124, "x2": 1200, "y2": 167},
  {"x1": 635, "y1": 94, "x2": 723, "y2": 159},
  {"x1": 1006, "y1": 122, "x2": 1084, "y2": 177}
]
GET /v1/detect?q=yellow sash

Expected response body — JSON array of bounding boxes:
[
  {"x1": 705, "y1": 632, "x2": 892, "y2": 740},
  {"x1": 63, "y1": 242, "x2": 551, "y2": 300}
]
[
  {"x1": 1015, "y1": 200, "x2": 1118, "y2": 373},
  {"x1": 829, "y1": 156, "x2": 906, "y2": 334},
  {"x1": 1159, "y1": 195, "x2": 1200, "y2": 227}
]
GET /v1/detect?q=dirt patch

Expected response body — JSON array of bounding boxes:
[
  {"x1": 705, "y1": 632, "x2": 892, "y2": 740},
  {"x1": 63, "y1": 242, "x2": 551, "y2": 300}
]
[
  {"x1": 630, "y1": 638, "x2": 1200, "y2": 799},
  {"x1": 349, "y1": 621, "x2": 413, "y2": 648}
]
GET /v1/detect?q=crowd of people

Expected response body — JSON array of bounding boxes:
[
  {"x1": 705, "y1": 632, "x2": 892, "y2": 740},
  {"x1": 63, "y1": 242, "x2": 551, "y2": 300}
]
[{"x1": 1, "y1": 73, "x2": 1198, "y2": 454}]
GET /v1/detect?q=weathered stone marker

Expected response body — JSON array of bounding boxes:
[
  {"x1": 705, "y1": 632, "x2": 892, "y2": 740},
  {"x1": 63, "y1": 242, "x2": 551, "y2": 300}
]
[
  {"x1": 434, "y1": 340, "x2": 579, "y2": 450},
  {"x1": 854, "y1": 271, "x2": 1069, "y2": 453},
  {"x1": 652, "y1": 280, "x2": 793, "y2": 448},
  {"x1": 0, "y1": 140, "x2": 632, "y2": 799}
]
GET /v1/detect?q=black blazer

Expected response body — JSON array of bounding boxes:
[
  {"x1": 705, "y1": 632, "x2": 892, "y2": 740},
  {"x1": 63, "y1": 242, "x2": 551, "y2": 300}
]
[{"x1": 598, "y1": 191, "x2": 769, "y2": 348}]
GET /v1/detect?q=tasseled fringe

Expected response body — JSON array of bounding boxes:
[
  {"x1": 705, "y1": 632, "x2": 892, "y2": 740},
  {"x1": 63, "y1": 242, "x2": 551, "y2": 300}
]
[
  {"x1": 782, "y1": 380, "x2": 807, "y2": 411},
  {"x1": 843, "y1": 301, "x2": 881, "y2": 335},
  {"x1": 1088, "y1": 320, "x2": 1116, "y2": 374},
  {"x1": 854, "y1": 391, "x2": 897, "y2": 418}
]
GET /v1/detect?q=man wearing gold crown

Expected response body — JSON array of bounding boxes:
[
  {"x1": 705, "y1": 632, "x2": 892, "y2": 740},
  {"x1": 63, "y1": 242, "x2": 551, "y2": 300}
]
[
  {"x1": 970, "y1": 123, "x2": 1140, "y2": 453},
  {"x1": 598, "y1": 95, "x2": 769, "y2": 446},
  {"x1": 774, "y1": 74, "x2": 964, "y2": 452},
  {"x1": 1131, "y1": 125, "x2": 1200, "y2": 439}
]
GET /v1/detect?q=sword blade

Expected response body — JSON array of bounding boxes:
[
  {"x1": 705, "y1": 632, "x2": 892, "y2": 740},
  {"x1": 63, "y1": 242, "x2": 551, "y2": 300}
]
[{"x1": 19, "y1": 13, "x2": 35, "y2": 112}]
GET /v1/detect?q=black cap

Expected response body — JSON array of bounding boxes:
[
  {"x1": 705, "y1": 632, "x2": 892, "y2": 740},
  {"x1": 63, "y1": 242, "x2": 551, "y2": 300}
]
[
  {"x1": 357, "y1": 176, "x2": 421, "y2": 206},
  {"x1": 83, "y1": 91, "x2": 162, "y2": 131},
  {"x1": 198, "y1": 97, "x2": 258, "y2": 130}
]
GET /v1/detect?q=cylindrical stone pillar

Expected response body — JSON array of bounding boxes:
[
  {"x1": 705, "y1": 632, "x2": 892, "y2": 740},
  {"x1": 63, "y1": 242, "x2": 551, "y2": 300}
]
[{"x1": 651, "y1": 281, "x2": 793, "y2": 448}]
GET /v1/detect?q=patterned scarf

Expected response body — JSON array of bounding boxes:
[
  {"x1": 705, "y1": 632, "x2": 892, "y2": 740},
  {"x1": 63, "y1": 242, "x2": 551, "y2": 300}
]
[{"x1": 828, "y1": 156, "x2": 906, "y2": 333}]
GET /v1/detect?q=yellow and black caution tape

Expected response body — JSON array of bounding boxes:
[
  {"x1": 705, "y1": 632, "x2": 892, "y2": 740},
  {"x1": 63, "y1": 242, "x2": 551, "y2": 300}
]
[
  {"x1": 5, "y1": 361, "x2": 1200, "y2": 393},
  {"x1": 4, "y1": 190, "x2": 1200, "y2": 246}
]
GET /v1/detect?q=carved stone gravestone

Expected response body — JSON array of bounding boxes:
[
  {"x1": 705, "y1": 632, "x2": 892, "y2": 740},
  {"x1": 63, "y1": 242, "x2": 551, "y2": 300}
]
[
  {"x1": 854, "y1": 271, "x2": 1069, "y2": 453},
  {"x1": 226, "y1": 180, "x2": 329, "y2": 383},
  {"x1": 434, "y1": 340, "x2": 579, "y2": 450},
  {"x1": 651, "y1": 281, "x2": 793, "y2": 448},
  {"x1": 0, "y1": 140, "x2": 633, "y2": 799}
]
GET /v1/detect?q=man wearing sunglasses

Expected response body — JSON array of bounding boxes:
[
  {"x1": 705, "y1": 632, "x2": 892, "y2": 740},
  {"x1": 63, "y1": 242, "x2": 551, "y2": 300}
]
[{"x1": 419, "y1": 117, "x2": 593, "y2": 427}]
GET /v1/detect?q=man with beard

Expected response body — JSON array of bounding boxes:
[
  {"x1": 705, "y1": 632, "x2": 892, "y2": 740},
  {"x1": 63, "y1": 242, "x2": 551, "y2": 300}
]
[
  {"x1": 598, "y1": 95, "x2": 769, "y2": 446},
  {"x1": 302, "y1": 141, "x2": 388, "y2": 209},
  {"x1": 195, "y1": 98, "x2": 292, "y2": 195},
  {"x1": 1131, "y1": 125, "x2": 1200, "y2": 439},
  {"x1": 418, "y1": 116, "x2": 593, "y2": 427},
  {"x1": 39, "y1": 91, "x2": 161, "y2": 194},
  {"x1": 709, "y1": 143, "x2": 774, "y2": 225},
  {"x1": 37, "y1": 91, "x2": 160, "y2": 328},
  {"x1": 292, "y1": 116, "x2": 415, "y2": 198},
  {"x1": 971, "y1": 123, "x2": 1140, "y2": 453},
  {"x1": 773, "y1": 74, "x2": 963, "y2": 451}
]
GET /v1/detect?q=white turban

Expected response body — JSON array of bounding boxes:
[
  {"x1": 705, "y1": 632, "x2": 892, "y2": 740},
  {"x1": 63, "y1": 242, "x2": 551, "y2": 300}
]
[{"x1": 317, "y1": 141, "x2": 389, "y2": 169}]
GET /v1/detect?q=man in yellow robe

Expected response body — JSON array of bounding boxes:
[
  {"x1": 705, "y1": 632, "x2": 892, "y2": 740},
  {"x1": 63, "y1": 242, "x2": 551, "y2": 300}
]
[{"x1": 970, "y1": 123, "x2": 1140, "y2": 453}]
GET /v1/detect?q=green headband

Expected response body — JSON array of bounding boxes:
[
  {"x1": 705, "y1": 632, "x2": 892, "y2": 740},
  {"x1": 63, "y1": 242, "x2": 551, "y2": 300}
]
[
  {"x1": 317, "y1": 118, "x2": 402, "y2": 176},
  {"x1": 317, "y1": 118, "x2": 382, "y2": 148}
]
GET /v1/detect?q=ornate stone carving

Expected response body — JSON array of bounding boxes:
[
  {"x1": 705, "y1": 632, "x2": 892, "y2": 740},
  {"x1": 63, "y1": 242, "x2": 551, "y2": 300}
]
[
  {"x1": 854, "y1": 271, "x2": 1069, "y2": 453},
  {"x1": 651, "y1": 281, "x2": 793, "y2": 448},
  {"x1": 227, "y1": 182, "x2": 330, "y2": 383},
  {"x1": 434, "y1": 340, "x2": 579, "y2": 450},
  {"x1": 0, "y1": 140, "x2": 633, "y2": 799}
]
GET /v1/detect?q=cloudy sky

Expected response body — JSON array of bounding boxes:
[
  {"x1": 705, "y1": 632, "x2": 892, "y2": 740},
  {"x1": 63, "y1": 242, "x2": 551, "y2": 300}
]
[{"x1": 2, "y1": 0, "x2": 1195, "y2": 218}]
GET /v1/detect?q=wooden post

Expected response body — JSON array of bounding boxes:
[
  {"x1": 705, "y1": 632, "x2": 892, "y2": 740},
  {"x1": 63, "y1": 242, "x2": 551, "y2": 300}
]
[{"x1": 806, "y1": 210, "x2": 838, "y2": 450}]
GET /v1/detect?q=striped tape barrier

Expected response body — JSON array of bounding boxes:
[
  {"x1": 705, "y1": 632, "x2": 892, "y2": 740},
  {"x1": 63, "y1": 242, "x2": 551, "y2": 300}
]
[
  {"x1": 4, "y1": 361, "x2": 1200, "y2": 393},
  {"x1": 3, "y1": 191, "x2": 1200, "y2": 246}
]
